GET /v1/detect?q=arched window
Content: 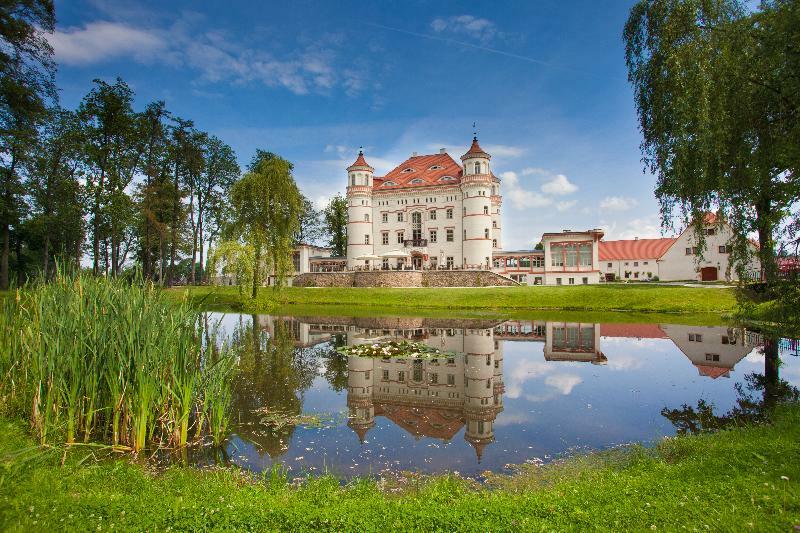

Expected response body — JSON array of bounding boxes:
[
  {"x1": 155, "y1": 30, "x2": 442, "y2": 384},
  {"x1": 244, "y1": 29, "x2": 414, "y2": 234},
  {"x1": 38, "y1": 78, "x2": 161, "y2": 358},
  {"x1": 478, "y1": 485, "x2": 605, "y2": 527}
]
[
  {"x1": 474, "y1": 162, "x2": 481, "y2": 174},
  {"x1": 484, "y1": 228, "x2": 490, "y2": 238},
  {"x1": 410, "y1": 178, "x2": 424, "y2": 184}
]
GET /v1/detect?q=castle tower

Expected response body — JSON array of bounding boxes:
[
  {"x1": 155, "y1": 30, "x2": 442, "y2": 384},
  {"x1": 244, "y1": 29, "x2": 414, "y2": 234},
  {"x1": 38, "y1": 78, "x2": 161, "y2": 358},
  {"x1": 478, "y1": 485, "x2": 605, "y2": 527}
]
[
  {"x1": 347, "y1": 354, "x2": 375, "y2": 443},
  {"x1": 463, "y1": 327, "x2": 499, "y2": 461},
  {"x1": 460, "y1": 136, "x2": 493, "y2": 268},
  {"x1": 346, "y1": 149, "x2": 375, "y2": 269}
]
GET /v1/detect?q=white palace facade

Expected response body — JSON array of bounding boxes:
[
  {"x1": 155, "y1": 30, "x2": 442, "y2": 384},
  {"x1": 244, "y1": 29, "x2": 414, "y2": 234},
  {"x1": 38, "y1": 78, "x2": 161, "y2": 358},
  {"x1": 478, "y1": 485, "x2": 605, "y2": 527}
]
[{"x1": 345, "y1": 137, "x2": 606, "y2": 285}]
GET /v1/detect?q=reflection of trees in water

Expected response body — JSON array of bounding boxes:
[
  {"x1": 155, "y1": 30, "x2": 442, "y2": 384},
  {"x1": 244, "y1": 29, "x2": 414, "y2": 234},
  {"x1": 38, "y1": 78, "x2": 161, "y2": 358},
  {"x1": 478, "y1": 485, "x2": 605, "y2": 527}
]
[
  {"x1": 317, "y1": 333, "x2": 348, "y2": 392},
  {"x1": 662, "y1": 339, "x2": 799, "y2": 434},
  {"x1": 229, "y1": 316, "x2": 320, "y2": 457}
]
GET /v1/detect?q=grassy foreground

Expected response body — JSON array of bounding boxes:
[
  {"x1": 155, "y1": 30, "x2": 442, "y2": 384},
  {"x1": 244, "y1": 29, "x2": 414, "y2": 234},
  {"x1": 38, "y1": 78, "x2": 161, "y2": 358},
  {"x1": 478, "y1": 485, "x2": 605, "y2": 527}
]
[
  {"x1": 1, "y1": 405, "x2": 798, "y2": 531},
  {"x1": 174, "y1": 284, "x2": 738, "y2": 315}
]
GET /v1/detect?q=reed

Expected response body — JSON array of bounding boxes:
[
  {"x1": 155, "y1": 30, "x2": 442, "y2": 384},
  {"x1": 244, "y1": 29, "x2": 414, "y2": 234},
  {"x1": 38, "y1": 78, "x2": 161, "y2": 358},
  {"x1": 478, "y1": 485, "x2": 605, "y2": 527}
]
[{"x1": 0, "y1": 268, "x2": 238, "y2": 452}]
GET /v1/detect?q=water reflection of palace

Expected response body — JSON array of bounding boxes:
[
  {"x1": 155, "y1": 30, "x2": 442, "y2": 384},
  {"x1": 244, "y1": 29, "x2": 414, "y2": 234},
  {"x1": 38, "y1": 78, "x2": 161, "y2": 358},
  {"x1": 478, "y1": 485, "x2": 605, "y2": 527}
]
[{"x1": 249, "y1": 315, "x2": 761, "y2": 459}]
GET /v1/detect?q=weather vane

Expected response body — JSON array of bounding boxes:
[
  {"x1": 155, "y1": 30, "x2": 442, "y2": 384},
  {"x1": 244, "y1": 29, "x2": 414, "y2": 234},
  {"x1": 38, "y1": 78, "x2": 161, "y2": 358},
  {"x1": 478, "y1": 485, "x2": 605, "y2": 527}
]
[{"x1": 472, "y1": 121, "x2": 477, "y2": 139}]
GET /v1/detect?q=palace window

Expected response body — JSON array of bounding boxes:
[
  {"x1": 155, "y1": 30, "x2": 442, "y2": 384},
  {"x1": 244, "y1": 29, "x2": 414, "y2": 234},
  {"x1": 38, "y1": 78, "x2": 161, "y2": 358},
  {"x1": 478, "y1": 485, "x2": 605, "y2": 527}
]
[
  {"x1": 397, "y1": 212, "x2": 404, "y2": 222},
  {"x1": 430, "y1": 373, "x2": 438, "y2": 384},
  {"x1": 633, "y1": 261, "x2": 638, "y2": 267},
  {"x1": 447, "y1": 374, "x2": 455, "y2": 385},
  {"x1": 483, "y1": 205, "x2": 489, "y2": 214},
  {"x1": 382, "y1": 232, "x2": 389, "y2": 245},
  {"x1": 492, "y1": 220, "x2": 497, "y2": 228},
  {"x1": 429, "y1": 230, "x2": 437, "y2": 243},
  {"x1": 397, "y1": 232, "x2": 404, "y2": 244},
  {"x1": 446, "y1": 229, "x2": 454, "y2": 242},
  {"x1": 429, "y1": 165, "x2": 443, "y2": 170},
  {"x1": 705, "y1": 353, "x2": 720, "y2": 361},
  {"x1": 401, "y1": 168, "x2": 414, "y2": 173},
  {"x1": 463, "y1": 207, "x2": 467, "y2": 216},
  {"x1": 446, "y1": 208, "x2": 453, "y2": 219},
  {"x1": 430, "y1": 210, "x2": 437, "y2": 220},
  {"x1": 364, "y1": 214, "x2": 369, "y2": 222},
  {"x1": 485, "y1": 228, "x2": 490, "y2": 239},
  {"x1": 398, "y1": 371, "x2": 405, "y2": 381},
  {"x1": 556, "y1": 278, "x2": 562, "y2": 285},
  {"x1": 439, "y1": 176, "x2": 456, "y2": 182},
  {"x1": 520, "y1": 257, "x2": 531, "y2": 268},
  {"x1": 474, "y1": 162, "x2": 481, "y2": 174},
  {"x1": 582, "y1": 277, "x2": 588, "y2": 284},
  {"x1": 364, "y1": 235, "x2": 369, "y2": 244},
  {"x1": 719, "y1": 245, "x2": 728, "y2": 254},
  {"x1": 492, "y1": 239, "x2": 497, "y2": 248},
  {"x1": 533, "y1": 256, "x2": 544, "y2": 268},
  {"x1": 569, "y1": 278, "x2": 575, "y2": 285},
  {"x1": 381, "y1": 213, "x2": 388, "y2": 223},
  {"x1": 383, "y1": 181, "x2": 396, "y2": 186},
  {"x1": 704, "y1": 228, "x2": 716, "y2": 236},
  {"x1": 382, "y1": 370, "x2": 389, "y2": 381},
  {"x1": 566, "y1": 245, "x2": 577, "y2": 267},
  {"x1": 446, "y1": 256, "x2": 454, "y2": 268}
]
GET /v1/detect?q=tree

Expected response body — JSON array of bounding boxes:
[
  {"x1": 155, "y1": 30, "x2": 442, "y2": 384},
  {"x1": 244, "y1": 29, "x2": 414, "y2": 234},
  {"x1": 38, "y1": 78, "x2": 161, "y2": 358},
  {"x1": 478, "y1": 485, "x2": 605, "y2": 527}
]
[
  {"x1": 0, "y1": 0, "x2": 56, "y2": 289},
  {"x1": 79, "y1": 78, "x2": 143, "y2": 277},
  {"x1": 29, "y1": 108, "x2": 85, "y2": 277},
  {"x1": 229, "y1": 151, "x2": 303, "y2": 297},
  {"x1": 188, "y1": 135, "x2": 238, "y2": 284},
  {"x1": 623, "y1": 0, "x2": 799, "y2": 286},
  {"x1": 322, "y1": 194, "x2": 348, "y2": 257},
  {"x1": 294, "y1": 195, "x2": 323, "y2": 246}
]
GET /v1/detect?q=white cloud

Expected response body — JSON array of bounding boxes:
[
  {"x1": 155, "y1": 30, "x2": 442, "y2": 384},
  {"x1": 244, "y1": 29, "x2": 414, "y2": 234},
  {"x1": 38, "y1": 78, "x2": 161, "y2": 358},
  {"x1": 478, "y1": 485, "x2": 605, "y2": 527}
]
[
  {"x1": 540, "y1": 174, "x2": 578, "y2": 196},
  {"x1": 600, "y1": 196, "x2": 639, "y2": 212},
  {"x1": 484, "y1": 144, "x2": 525, "y2": 158},
  {"x1": 544, "y1": 373, "x2": 583, "y2": 395},
  {"x1": 556, "y1": 200, "x2": 577, "y2": 212},
  {"x1": 48, "y1": 20, "x2": 371, "y2": 97},
  {"x1": 47, "y1": 21, "x2": 166, "y2": 64},
  {"x1": 500, "y1": 171, "x2": 553, "y2": 210},
  {"x1": 430, "y1": 15, "x2": 498, "y2": 44},
  {"x1": 600, "y1": 216, "x2": 663, "y2": 240}
]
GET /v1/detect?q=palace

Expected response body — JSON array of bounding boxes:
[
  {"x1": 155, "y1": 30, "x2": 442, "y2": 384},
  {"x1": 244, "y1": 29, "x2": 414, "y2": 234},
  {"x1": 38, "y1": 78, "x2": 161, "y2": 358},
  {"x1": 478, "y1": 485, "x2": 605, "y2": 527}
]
[{"x1": 345, "y1": 136, "x2": 605, "y2": 285}]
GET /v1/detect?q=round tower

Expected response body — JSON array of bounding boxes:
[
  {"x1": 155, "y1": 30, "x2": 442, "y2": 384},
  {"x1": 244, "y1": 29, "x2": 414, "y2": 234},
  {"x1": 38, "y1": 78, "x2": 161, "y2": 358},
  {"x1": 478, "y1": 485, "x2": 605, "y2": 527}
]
[
  {"x1": 346, "y1": 149, "x2": 375, "y2": 269},
  {"x1": 463, "y1": 327, "x2": 497, "y2": 461},
  {"x1": 490, "y1": 177, "x2": 502, "y2": 251},
  {"x1": 460, "y1": 136, "x2": 493, "y2": 268},
  {"x1": 347, "y1": 354, "x2": 375, "y2": 443}
]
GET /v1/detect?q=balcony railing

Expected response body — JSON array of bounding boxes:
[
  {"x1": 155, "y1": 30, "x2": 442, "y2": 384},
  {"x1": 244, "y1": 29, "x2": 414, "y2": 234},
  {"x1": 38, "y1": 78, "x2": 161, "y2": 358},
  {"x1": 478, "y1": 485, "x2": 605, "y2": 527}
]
[{"x1": 404, "y1": 239, "x2": 428, "y2": 248}]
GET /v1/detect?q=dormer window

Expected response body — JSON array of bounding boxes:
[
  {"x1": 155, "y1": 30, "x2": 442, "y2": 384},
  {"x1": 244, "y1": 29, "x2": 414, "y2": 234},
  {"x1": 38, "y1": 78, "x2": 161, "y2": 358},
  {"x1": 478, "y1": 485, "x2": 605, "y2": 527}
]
[
  {"x1": 401, "y1": 168, "x2": 415, "y2": 173},
  {"x1": 383, "y1": 181, "x2": 397, "y2": 186},
  {"x1": 409, "y1": 178, "x2": 424, "y2": 184},
  {"x1": 438, "y1": 176, "x2": 456, "y2": 182},
  {"x1": 429, "y1": 165, "x2": 444, "y2": 170}
]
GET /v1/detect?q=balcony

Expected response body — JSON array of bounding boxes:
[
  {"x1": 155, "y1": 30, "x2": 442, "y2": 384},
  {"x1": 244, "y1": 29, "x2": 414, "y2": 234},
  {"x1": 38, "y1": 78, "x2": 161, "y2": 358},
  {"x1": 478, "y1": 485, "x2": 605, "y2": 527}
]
[{"x1": 403, "y1": 239, "x2": 428, "y2": 248}]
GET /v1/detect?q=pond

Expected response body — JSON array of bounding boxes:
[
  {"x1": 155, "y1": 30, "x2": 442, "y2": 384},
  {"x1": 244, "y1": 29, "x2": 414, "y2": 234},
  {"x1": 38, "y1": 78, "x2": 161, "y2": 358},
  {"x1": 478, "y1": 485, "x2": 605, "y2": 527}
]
[{"x1": 196, "y1": 313, "x2": 800, "y2": 478}]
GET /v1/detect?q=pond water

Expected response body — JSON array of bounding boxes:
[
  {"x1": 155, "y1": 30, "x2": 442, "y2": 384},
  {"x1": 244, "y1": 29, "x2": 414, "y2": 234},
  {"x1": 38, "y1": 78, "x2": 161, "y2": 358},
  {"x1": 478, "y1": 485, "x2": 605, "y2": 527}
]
[{"x1": 199, "y1": 313, "x2": 799, "y2": 478}]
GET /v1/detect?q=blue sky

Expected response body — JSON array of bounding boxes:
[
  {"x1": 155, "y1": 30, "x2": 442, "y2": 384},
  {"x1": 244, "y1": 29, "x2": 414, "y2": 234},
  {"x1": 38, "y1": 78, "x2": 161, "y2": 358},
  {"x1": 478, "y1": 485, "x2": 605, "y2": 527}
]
[{"x1": 51, "y1": 0, "x2": 661, "y2": 250}]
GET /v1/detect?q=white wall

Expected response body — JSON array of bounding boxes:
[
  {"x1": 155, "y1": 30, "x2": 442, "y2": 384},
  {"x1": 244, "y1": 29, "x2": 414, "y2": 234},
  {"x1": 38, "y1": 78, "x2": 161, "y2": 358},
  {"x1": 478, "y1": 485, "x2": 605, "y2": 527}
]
[{"x1": 658, "y1": 224, "x2": 759, "y2": 281}]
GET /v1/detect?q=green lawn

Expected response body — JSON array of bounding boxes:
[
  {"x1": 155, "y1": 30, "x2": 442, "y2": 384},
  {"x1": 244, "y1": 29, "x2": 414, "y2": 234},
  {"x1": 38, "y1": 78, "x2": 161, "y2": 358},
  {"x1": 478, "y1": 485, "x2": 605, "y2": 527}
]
[
  {"x1": 1, "y1": 404, "x2": 797, "y2": 531},
  {"x1": 171, "y1": 284, "x2": 739, "y2": 316}
]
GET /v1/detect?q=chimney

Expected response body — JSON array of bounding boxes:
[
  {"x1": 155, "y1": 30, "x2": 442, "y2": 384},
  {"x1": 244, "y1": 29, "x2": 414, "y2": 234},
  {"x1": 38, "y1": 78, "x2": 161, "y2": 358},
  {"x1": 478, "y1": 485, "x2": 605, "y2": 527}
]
[
  {"x1": 412, "y1": 151, "x2": 418, "y2": 157},
  {"x1": 439, "y1": 147, "x2": 446, "y2": 154}
]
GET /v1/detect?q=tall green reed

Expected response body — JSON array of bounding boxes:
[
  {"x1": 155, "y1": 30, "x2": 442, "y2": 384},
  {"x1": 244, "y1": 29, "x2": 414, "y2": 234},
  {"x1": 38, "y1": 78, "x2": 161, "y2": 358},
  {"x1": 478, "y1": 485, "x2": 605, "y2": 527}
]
[{"x1": 0, "y1": 268, "x2": 238, "y2": 452}]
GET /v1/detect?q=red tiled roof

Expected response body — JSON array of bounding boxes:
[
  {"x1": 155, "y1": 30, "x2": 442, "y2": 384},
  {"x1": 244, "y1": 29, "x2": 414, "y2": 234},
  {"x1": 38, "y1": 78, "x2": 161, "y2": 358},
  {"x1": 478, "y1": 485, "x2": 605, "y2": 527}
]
[
  {"x1": 374, "y1": 403, "x2": 464, "y2": 440},
  {"x1": 347, "y1": 151, "x2": 373, "y2": 171},
  {"x1": 462, "y1": 137, "x2": 489, "y2": 159},
  {"x1": 375, "y1": 153, "x2": 463, "y2": 190},
  {"x1": 599, "y1": 238, "x2": 677, "y2": 261},
  {"x1": 695, "y1": 365, "x2": 731, "y2": 379},
  {"x1": 600, "y1": 323, "x2": 668, "y2": 339}
]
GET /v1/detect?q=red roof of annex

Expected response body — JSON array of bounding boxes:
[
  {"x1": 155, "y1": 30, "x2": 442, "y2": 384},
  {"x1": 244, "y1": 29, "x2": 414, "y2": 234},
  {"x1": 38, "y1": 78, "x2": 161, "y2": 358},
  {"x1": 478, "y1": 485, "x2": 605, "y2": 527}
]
[{"x1": 598, "y1": 238, "x2": 677, "y2": 261}]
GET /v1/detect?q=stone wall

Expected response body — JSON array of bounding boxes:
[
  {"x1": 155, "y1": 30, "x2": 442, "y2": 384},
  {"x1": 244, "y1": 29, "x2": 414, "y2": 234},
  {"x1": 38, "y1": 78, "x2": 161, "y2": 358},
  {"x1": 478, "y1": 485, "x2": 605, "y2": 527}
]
[
  {"x1": 423, "y1": 270, "x2": 517, "y2": 287},
  {"x1": 292, "y1": 270, "x2": 518, "y2": 288}
]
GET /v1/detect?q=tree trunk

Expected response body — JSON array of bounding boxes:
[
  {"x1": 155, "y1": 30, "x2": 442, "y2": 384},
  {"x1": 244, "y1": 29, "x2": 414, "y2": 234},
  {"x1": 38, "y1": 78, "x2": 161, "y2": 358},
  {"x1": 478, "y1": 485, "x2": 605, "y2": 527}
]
[
  {"x1": 168, "y1": 166, "x2": 179, "y2": 287},
  {"x1": 252, "y1": 245, "x2": 260, "y2": 299},
  {"x1": 755, "y1": 191, "x2": 778, "y2": 286},
  {"x1": 198, "y1": 216, "x2": 204, "y2": 284},
  {"x1": 189, "y1": 189, "x2": 197, "y2": 285},
  {"x1": 0, "y1": 223, "x2": 8, "y2": 291},
  {"x1": 92, "y1": 170, "x2": 105, "y2": 276},
  {"x1": 15, "y1": 234, "x2": 23, "y2": 286},
  {"x1": 763, "y1": 336, "x2": 780, "y2": 410}
]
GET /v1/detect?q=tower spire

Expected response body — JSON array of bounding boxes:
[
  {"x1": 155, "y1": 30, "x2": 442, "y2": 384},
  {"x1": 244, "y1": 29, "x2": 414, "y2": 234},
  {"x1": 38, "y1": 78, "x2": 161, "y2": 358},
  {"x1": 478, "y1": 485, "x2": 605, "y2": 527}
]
[{"x1": 472, "y1": 121, "x2": 477, "y2": 141}]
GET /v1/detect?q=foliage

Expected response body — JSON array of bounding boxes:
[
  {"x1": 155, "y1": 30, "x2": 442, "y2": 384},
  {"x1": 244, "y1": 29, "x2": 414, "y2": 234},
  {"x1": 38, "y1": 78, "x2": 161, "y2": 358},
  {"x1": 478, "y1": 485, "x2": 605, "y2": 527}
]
[
  {"x1": 0, "y1": 0, "x2": 57, "y2": 290},
  {"x1": 0, "y1": 403, "x2": 797, "y2": 530},
  {"x1": 322, "y1": 194, "x2": 348, "y2": 257},
  {"x1": 206, "y1": 240, "x2": 254, "y2": 296},
  {"x1": 0, "y1": 269, "x2": 237, "y2": 451},
  {"x1": 295, "y1": 194, "x2": 324, "y2": 246},
  {"x1": 228, "y1": 151, "x2": 303, "y2": 297},
  {"x1": 623, "y1": 0, "x2": 800, "y2": 285}
]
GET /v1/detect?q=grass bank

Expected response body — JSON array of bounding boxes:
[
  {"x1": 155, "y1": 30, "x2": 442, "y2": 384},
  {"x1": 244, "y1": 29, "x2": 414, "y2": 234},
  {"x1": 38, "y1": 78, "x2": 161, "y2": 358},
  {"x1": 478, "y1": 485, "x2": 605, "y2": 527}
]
[
  {"x1": 172, "y1": 284, "x2": 738, "y2": 316},
  {"x1": 1, "y1": 404, "x2": 797, "y2": 531}
]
